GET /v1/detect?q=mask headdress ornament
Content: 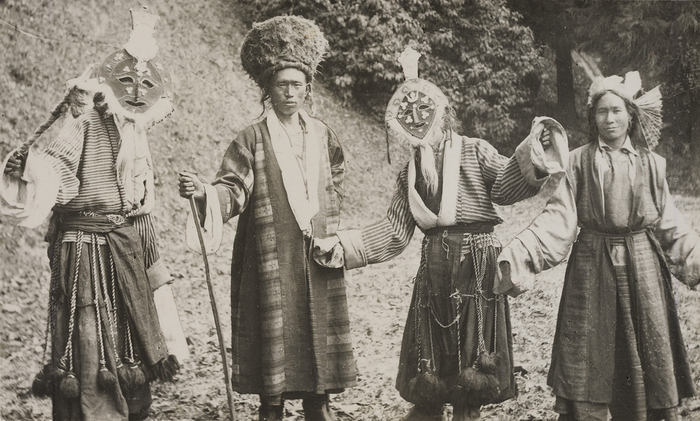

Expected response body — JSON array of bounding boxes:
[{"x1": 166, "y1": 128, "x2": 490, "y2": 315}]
[
  {"x1": 385, "y1": 47, "x2": 450, "y2": 195},
  {"x1": 94, "y1": 6, "x2": 174, "y2": 128},
  {"x1": 240, "y1": 15, "x2": 327, "y2": 106},
  {"x1": 46, "y1": 7, "x2": 173, "y2": 216},
  {"x1": 587, "y1": 71, "x2": 662, "y2": 150}
]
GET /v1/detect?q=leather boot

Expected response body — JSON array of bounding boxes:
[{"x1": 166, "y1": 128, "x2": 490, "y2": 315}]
[
  {"x1": 259, "y1": 402, "x2": 283, "y2": 421},
  {"x1": 302, "y1": 394, "x2": 335, "y2": 421},
  {"x1": 402, "y1": 404, "x2": 444, "y2": 421}
]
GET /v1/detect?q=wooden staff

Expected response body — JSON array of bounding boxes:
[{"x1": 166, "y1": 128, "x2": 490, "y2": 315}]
[{"x1": 188, "y1": 197, "x2": 236, "y2": 421}]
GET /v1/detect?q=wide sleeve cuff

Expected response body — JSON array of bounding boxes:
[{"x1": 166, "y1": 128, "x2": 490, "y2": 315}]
[
  {"x1": 514, "y1": 117, "x2": 568, "y2": 188},
  {"x1": 668, "y1": 230, "x2": 700, "y2": 289},
  {"x1": 0, "y1": 149, "x2": 59, "y2": 228},
  {"x1": 186, "y1": 184, "x2": 223, "y2": 254},
  {"x1": 495, "y1": 236, "x2": 536, "y2": 297},
  {"x1": 337, "y1": 229, "x2": 368, "y2": 270}
]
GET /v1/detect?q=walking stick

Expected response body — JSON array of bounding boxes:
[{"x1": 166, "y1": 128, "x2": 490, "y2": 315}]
[{"x1": 188, "y1": 197, "x2": 236, "y2": 421}]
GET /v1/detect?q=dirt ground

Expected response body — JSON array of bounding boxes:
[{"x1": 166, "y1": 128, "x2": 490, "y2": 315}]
[{"x1": 2, "y1": 1, "x2": 700, "y2": 420}]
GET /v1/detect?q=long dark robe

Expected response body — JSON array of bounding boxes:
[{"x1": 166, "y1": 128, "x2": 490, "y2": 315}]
[
  {"x1": 212, "y1": 118, "x2": 356, "y2": 398},
  {"x1": 548, "y1": 143, "x2": 694, "y2": 418}
]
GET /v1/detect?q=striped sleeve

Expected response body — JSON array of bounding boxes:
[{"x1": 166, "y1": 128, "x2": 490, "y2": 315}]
[
  {"x1": 42, "y1": 116, "x2": 85, "y2": 205},
  {"x1": 327, "y1": 126, "x2": 346, "y2": 203},
  {"x1": 361, "y1": 165, "x2": 417, "y2": 264},
  {"x1": 212, "y1": 130, "x2": 255, "y2": 222},
  {"x1": 474, "y1": 139, "x2": 540, "y2": 206}
]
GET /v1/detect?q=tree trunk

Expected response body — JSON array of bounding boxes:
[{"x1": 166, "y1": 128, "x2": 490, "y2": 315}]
[
  {"x1": 688, "y1": 90, "x2": 700, "y2": 192},
  {"x1": 554, "y1": 37, "x2": 577, "y2": 125}
]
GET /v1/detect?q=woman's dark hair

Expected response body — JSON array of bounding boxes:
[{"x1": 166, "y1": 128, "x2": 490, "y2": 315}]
[{"x1": 587, "y1": 90, "x2": 640, "y2": 145}]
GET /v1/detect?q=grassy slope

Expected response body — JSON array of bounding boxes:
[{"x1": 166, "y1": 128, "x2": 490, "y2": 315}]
[{"x1": 1, "y1": 0, "x2": 699, "y2": 420}]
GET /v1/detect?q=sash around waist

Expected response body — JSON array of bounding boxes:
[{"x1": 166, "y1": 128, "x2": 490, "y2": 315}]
[
  {"x1": 424, "y1": 222, "x2": 495, "y2": 237},
  {"x1": 578, "y1": 226, "x2": 649, "y2": 241},
  {"x1": 57, "y1": 212, "x2": 133, "y2": 233}
]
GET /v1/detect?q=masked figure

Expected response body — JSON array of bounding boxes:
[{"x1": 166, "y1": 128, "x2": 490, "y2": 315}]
[
  {"x1": 313, "y1": 47, "x2": 569, "y2": 421},
  {"x1": 1, "y1": 8, "x2": 181, "y2": 421}
]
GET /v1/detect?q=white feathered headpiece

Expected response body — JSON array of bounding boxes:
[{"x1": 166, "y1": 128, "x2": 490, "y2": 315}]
[{"x1": 588, "y1": 71, "x2": 662, "y2": 150}]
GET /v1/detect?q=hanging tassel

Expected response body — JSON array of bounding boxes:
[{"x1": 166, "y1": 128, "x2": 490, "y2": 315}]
[
  {"x1": 60, "y1": 373, "x2": 81, "y2": 399},
  {"x1": 475, "y1": 351, "x2": 500, "y2": 375},
  {"x1": 119, "y1": 358, "x2": 146, "y2": 397},
  {"x1": 57, "y1": 232, "x2": 84, "y2": 400},
  {"x1": 117, "y1": 362, "x2": 133, "y2": 392},
  {"x1": 96, "y1": 366, "x2": 118, "y2": 393},
  {"x1": 89, "y1": 238, "x2": 118, "y2": 394},
  {"x1": 449, "y1": 365, "x2": 500, "y2": 407},
  {"x1": 405, "y1": 371, "x2": 448, "y2": 408},
  {"x1": 129, "y1": 361, "x2": 147, "y2": 388},
  {"x1": 31, "y1": 364, "x2": 54, "y2": 397}
]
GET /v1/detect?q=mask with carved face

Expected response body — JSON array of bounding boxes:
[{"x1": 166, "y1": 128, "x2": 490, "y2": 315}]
[
  {"x1": 385, "y1": 79, "x2": 449, "y2": 148},
  {"x1": 96, "y1": 49, "x2": 172, "y2": 115},
  {"x1": 397, "y1": 91, "x2": 437, "y2": 139}
]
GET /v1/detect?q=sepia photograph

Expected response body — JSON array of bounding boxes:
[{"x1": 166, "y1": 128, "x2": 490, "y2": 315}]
[{"x1": 1, "y1": 0, "x2": 699, "y2": 420}]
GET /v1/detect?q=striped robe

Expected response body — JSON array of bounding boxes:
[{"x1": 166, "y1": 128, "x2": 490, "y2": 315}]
[
  {"x1": 497, "y1": 140, "x2": 700, "y2": 420},
  {"x1": 1, "y1": 109, "x2": 172, "y2": 421},
  {"x1": 203, "y1": 116, "x2": 356, "y2": 401},
  {"x1": 338, "y1": 133, "x2": 558, "y2": 408}
]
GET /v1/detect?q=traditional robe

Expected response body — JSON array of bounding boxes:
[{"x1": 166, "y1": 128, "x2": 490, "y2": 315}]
[
  {"x1": 334, "y1": 118, "x2": 568, "y2": 407},
  {"x1": 0, "y1": 108, "x2": 175, "y2": 421},
  {"x1": 192, "y1": 110, "x2": 356, "y2": 400},
  {"x1": 496, "y1": 138, "x2": 700, "y2": 420}
]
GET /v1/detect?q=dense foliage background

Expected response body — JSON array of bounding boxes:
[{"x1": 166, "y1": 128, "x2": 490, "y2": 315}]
[
  {"x1": 238, "y1": 0, "x2": 700, "y2": 169},
  {"x1": 236, "y1": 0, "x2": 544, "y2": 146}
]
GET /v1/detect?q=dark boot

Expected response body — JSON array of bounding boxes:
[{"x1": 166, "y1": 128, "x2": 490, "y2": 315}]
[
  {"x1": 302, "y1": 394, "x2": 335, "y2": 421},
  {"x1": 259, "y1": 402, "x2": 283, "y2": 421},
  {"x1": 402, "y1": 404, "x2": 444, "y2": 421},
  {"x1": 452, "y1": 404, "x2": 480, "y2": 421}
]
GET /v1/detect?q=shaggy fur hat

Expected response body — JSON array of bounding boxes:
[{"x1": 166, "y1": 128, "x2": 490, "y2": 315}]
[{"x1": 240, "y1": 15, "x2": 328, "y2": 87}]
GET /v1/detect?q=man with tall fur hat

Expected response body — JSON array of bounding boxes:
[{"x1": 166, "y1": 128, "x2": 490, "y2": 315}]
[{"x1": 178, "y1": 15, "x2": 355, "y2": 421}]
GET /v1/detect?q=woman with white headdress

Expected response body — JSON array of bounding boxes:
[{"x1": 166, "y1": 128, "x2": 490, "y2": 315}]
[{"x1": 495, "y1": 72, "x2": 700, "y2": 420}]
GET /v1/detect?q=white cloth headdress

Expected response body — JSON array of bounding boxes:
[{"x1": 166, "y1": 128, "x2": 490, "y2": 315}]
[{"x1": 588, "y1": 71, "x2": 662, "y2": 150}]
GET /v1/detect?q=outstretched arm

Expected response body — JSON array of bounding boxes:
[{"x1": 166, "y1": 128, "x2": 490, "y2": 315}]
[
  {"x1": 316, "y1": 165, "x2": 417, "y2": 269},
  {"x1": 1, "y1": 116, "x2": 86, "y2": 228},
  {"x1": 494, "y1": 168, "x2": 579, "y2": 297},
  {"x1": 485, "y1": 117, "x2": 569, "y2": 205}
]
